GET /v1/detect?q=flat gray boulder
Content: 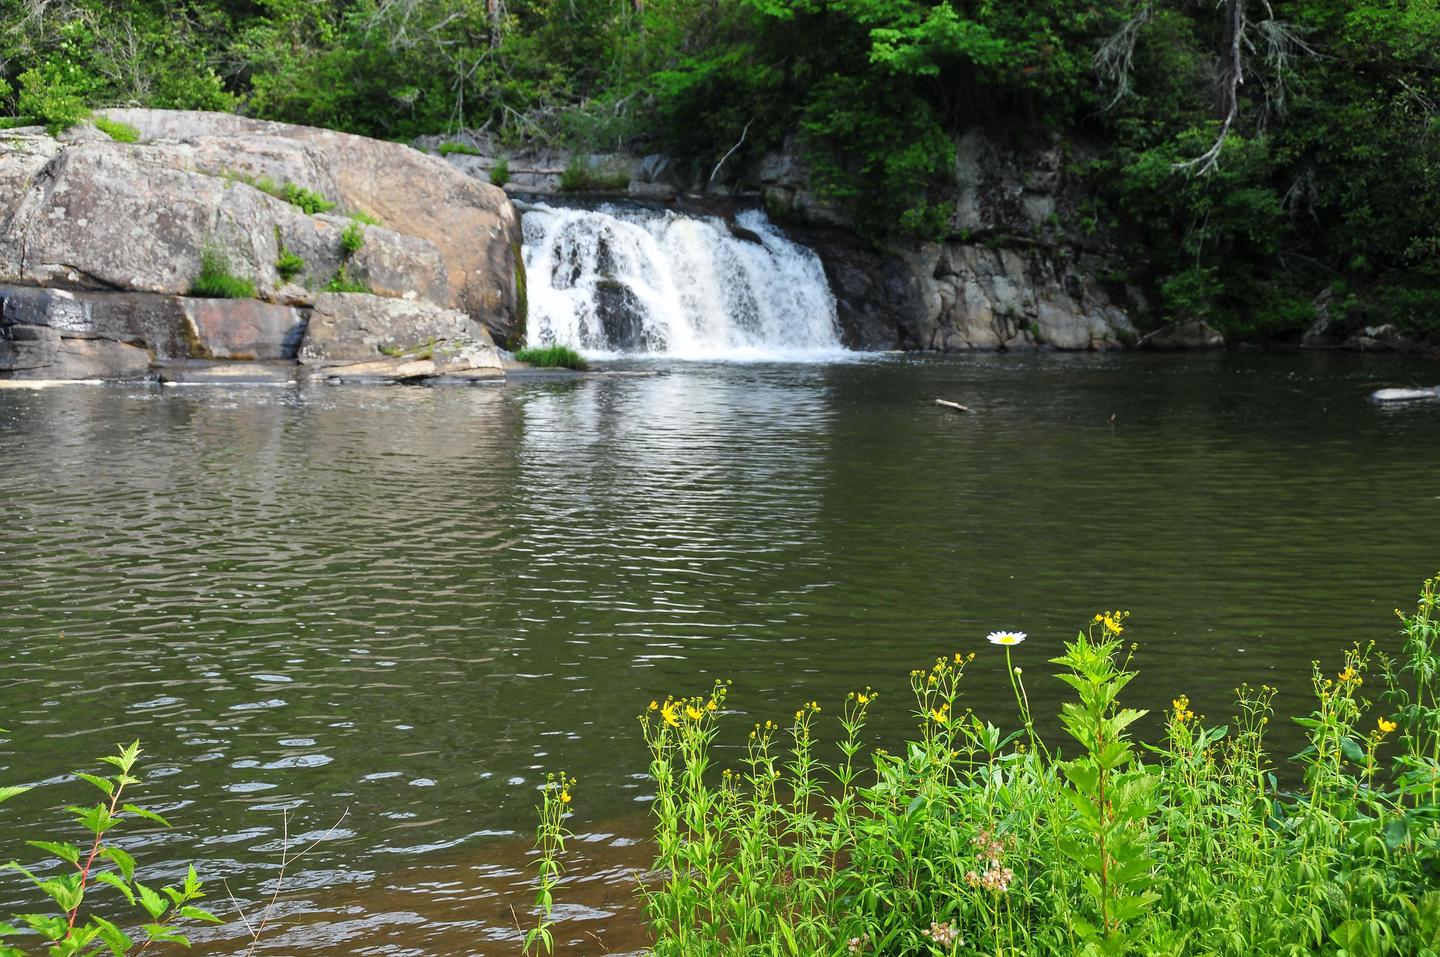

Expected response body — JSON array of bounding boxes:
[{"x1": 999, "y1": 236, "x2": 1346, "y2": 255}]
[{"x1": 298, "y1": 293, "x2": 501, "y2": 373}]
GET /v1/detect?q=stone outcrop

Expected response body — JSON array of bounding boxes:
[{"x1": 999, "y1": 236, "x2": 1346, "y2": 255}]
[
  {"x1": 1139, "y1": 319, "x2": 1226, "y2": 351},
  {"x1": 299, "y1": 292, "x2": 498, "y2": 366},
  {"x1": 98, "y1": 109, "x2": 523, "y2": 343},
  {"x1": 1, "y1": 109, "x2": 524, "y2": 381},
  {"x1": 424, "y1": 126, "x2": 1143, "y2": 351}
]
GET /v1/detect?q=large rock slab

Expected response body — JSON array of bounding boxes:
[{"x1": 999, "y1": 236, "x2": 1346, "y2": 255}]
[
  {"x1": 181, "y1": 299, "x2": 307, "y2": 359},
  {"x1": 298, "y1": 292, "x2": 499, "y2": 366},
  {"x1": 97, "y1": 109, "x2": 525, "y2": 345}
]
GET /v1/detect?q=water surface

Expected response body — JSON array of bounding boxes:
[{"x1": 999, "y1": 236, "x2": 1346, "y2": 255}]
[{"x1": 1, "y1": 353, "x2": 1437, "y2": 954}]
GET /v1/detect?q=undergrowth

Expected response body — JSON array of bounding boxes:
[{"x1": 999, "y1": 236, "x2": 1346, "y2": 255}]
[
  {"x1": 190, "y1": 244, "x2": 256, "y2": 299},
  {"x1": 537, "y1": 576, "x2": 1440, "y2": 957},
  {"x1": 513, "y1": 344, "x2": 588, "y2": 370}
]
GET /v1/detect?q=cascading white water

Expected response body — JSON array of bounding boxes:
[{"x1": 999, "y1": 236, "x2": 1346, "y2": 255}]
[{"x1": 521, "y1": 202, "x2": 844, "y2": 359}]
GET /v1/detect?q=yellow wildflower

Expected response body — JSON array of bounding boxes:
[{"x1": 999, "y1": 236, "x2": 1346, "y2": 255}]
[
  {"x1": 648, "y1": 700, "x2": 659, "y2": 711},
  {"x1": 686, "y1": 705, "x2": 705, "y2": 722},
  {"x1": 661, "y1": 700, "x2": 681, "y2": 728},
  {"x1": 1377, "y1": 717, "x2": 1397, "y2": 735},
  {"x1": 930, "y1": 704, "x2": 950, "y2": 725},
  {"x1": 560, "y1": 789, "x2": 571, "y2": 805}
]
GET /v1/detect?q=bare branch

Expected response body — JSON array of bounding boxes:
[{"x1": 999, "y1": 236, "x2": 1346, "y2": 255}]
[
  {"x1": 1093, "y1": 2, "x2": 1154, "y2": 112},
  {"x1": 708, "y1": 117, "x2": 754, "y2": 186}
]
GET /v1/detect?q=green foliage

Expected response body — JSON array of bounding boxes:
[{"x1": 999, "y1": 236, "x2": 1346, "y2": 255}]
[
  {"x1": 281, "y1": 182, "x2": 334, "y2": 215},
  {"x1": 438, "y1": 141, "x2": 481, "y2": 156},
  {"x1": 325, "y1": 265, "x2": 368, "y2": 293},
  {"x1": 523, "y1": 772, "x2": 574, "y2": 955},
  {"x1": 0, "y1": 740, "x2": 223, "y2": 956},
  {"x1": 92, "y1": 116, "x2": 138, "y2": 143},
  {"x1": 513, "y1": 344, "x2": 588, "y2": 370},
  {"x1": 489, "y1": 157, "x2": 510, "y2": 188},
  {"x1": 275, "y1": 246, "x2": 305, "y2": 283},
  {"x1": 190, "y1": 244, "x2": 256, "y2": 299},
  {"x1": 17, "y1": 66, "x2": 89, "y2": 135},
  {"x1": 340, "y1": 219, "x2": 366, "y2": 256},
  {"x1": 580, "y1": 582, "x2": 1440, "y2": 957},
  {"x1": 350, "y1": 210, "x2": 381, "y2": 226},
  {"x1": 558, "y1": 156, "x2": 630, "y2": 192}
]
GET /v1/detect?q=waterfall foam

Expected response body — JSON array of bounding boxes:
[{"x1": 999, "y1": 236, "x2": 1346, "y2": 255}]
[{"x1": 520, "y1": 202, "x2": 844, "y2": 360}]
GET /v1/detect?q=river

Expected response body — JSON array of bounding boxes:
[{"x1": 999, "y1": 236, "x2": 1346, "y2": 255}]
[{"x1": 1, "y1": 352, "x2": 1437, "y2": 954}]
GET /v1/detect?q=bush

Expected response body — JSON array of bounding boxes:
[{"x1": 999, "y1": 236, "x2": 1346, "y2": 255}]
[
  {"x1": 513, "y1": 344, "x2": 589, "y2": 370},
  {"x1": 275, "y1": 246, "x2": 305, "y2": 282},
  {"x1": 559, "y1": 577, "x2": 1440, "y2": 957},
  {"x1": 17, "y1": 66, "x2": 89, "y2": 135},
  {"x1": 438, "y1": 141, "x2": 480, "y2": 156},
  {"x1": 490, "y1": 157, "x2": 510, "y2": 189},
  {"x1": 190, "y1": 243, "x2": 257, "y2": 299},
  {"x1": 92, "y1": 116, "x2": 140, "y2": 143},
  {"x1": 0, "y1": 740, "x2": 223, "y2": 953},
  {"x1": 558, "y1": 156, "x2": 629, "y2": 192},
  {"x1": 280, "y1": 182, "x2": 334, "y2": 215},
  {"x1": 340, "y1": 219, "x2": 366, "y2": 255},
  {"x1": 325, "y1": 265, "x2": 368, "y2": 293}
]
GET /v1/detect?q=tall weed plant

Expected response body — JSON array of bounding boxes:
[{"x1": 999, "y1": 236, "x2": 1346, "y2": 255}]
[{"x1": 570, "y1": 577, "x2": 1440, "y2": 957}]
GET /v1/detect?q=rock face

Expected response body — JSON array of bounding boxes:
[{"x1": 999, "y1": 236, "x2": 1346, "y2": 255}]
[
  {"x1": 426, "y1": 126, "x2": 1143, "y2": 351},
  {"x1": 98, "y1": 108, "x2": 523, "y2": 344},
  {"x1": 298, "y1": 293, "x2": 503, "y2": 380},
  {"x1": 0, "y1": 109, "x2": 526, "y2": 380}
]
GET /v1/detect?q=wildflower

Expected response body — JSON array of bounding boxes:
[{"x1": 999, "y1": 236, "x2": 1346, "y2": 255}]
[
  {"x1": 929, "y1": 704, "x2": 950, "y2": 725},
  {"x1": 559, "y1": 789, "x2": 571, "y2": 805},
  {"x1": 705, "y1": 698, "x2": 718, "y2": 711},
  {"x1": 1377, "y1": 717, "x2": 1397, "y2": 734},
  {"x1": 856, "y1": 692, "x2": 871, "y2": 705},
  {"x1": 922, "y1": 922, "x2": 961, "y2": 946},
  {"x1": 1171, "y1": 695, "x2": 1195, "y2": 724},
  {"x1": 846, "y1": 933, "x2": 870, "y2": 954},
  {"x1": 964, "y1": 870, "x2": 981, "y2": 888},
  {"x1": 686, "y1": 704, "x2": 705, "y2": 722},
  {"x1": 648, "y1": 700, "x2": 658, "y2": 711},
  {"x1": 660, "y1": 700, "x2": 681, "y2": 728},
  {"x1": 986, "y1": 630, "x2": 1026, "y2": 646}
]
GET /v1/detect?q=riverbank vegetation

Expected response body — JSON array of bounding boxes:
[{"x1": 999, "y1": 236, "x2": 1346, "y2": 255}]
[
  {"x1": 2, "y1": 2, "x2": 1437, "y2": 340},
  {"x1": 532, "y1": 575, "x2": 1440, "y2": 955}
]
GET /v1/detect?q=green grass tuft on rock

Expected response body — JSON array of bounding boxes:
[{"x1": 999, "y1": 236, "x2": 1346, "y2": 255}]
[
  {"x1": 513, "y1": 344, "x2": 588, "y2": 370},
  {"x1": 190, "y1": 244, "x2": 257, "y2": 299},
  {"x1": 93, "y1": 117, "x2": 140, "y2": 143},
  {"x1": 438, "y1": 141, "x2": 481, "y2": 156}
]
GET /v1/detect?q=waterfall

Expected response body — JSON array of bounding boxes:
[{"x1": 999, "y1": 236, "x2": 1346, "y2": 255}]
[{"x1": 520, "y1": 202, "x2": 844, "y2": 359}]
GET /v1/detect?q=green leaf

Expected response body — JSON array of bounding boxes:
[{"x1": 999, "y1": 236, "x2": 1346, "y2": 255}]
[
  {"x1": 94, "y1": 871, "x2": 136, "y2": 906},
  {"x1": 135, "y1": 881, "x2": 168, "y2": 920},
  {"x1": 178, "y1": 905, "x2": 222, "y2": 924},
  {"x1": 26, "y1": 840, "x2": 81, "y2": 866},
  {"x1": 102, "y1": 846, "x2": 136, "y2": 883},
  {"x1": 90, "y1": 916, "x2": 133, "y2": 957},
  {"x1": 142, "y1": 924, "x2": 189, "y2": 946},
  {"x1": 74, "y1": 773, "x2": 115, "y2": 798},
  {"x1": 122, "y1": 804, "x2": 172, "y2": 828},
  {"x1": 0, "y1": 786, "x2": 29, "y2": 806}
]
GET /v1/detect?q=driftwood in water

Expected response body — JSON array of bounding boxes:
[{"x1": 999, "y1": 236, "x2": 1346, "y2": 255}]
[{"x1": 934, "y1": 399, "x2": 974, "y2": 413}]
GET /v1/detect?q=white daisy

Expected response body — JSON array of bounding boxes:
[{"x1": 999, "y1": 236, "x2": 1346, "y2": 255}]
[{"x1": 986, "y1": 630, "x2": 1026, "y2": 646}]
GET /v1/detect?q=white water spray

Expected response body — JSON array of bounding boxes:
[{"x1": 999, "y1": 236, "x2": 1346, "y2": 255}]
[{"x1": 521, "y1": 202, "x2": 844, "y2": 359}]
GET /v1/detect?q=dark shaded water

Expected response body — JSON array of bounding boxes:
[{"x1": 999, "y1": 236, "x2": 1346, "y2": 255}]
[{"x1": 1, "y1": 352, "x2": 1438, "y2": 954}]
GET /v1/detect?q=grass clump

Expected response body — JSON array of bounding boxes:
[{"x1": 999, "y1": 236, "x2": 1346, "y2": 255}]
[
  {"x1": 490, "y1": 157, "x2": 510, "y2": 188},
  {"x1": 340, "y1": 218, "x2": 366, "y2": 255},
  {"x1": 378, "y1": 337, "x2": 436, "y2": 360},
  {"x1": 325, "y1": 265, "x2": 368, "y2": 293},
  {"x1": 513, "y1": 343, "x2": 588, "y2": 370},
  {"x1": 438, "y1": 141, "x2": 481, "y2": 156},
  {"x1": 93, "y1": 116, "x2": 139, "y2": 143},
  {"x1": 558, "y1": 156, "x2": 630, "y2": 192},
  {"x1": 275, "y1": 246, "x2": 305, "y2": 283},
  {"x1": 351, "y1": 210, "x2": 382, "y2": 226},
  {"x1": 547, "y1": 575, "x2": 1440, "y2": 957},
  {"x1": 228, "y1": 172, "x2": 335, "y2": 215},
  {"x1": 191, "y1": 243, "x2": 257, "y2": 299}
]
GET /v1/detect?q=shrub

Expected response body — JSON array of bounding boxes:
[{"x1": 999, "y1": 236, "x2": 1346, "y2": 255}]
[
  {"x1": 280, "y1": 182, "x2": 334, "y2": 215},
  {"x1": 558, "y1": 156, "x2": 629, "y2": 192},
  {"x1": 438, "y1": 141, "x2": 481, "y2": 156},
  {"x1": 275, "y1": 246, "x2": 305, "y2": 283},
  {"x1": 190, "y1": 244, "x2": 257, "y2": 299},
  {"x1": 325, "y1": 265, "x2": 368, "y2": 293},
  {"x1": 490, "y1": 157, "x2": 510, "y2": 188},
  {"x1": 92, "y1": 117, "x2": 140, "y2": 143},
  {"x1": 0, "y1": 740, "x2": 223, "y2": 954},
  {"x1": 558, "y1": 577, "x2": 1440, "y2": 957},
  {"x1": 340, "y1": 219, "x2": 366, "y2": 256},
  {"x1": 513, "y1": 344, "x2": 588, "y2": 370},
  {"x1": 17, "y1": 66, "x2": 88, "y2": 135}
]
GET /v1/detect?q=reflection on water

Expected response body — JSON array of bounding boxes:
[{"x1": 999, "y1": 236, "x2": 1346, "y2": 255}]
[{"x1": 2, "y1": 352, "x2": 1438, "y2": 954}]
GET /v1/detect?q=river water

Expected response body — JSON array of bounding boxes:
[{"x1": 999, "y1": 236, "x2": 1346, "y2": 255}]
[{"x1": 1, "y1": 352, "x2": 1437, "y2": 954}]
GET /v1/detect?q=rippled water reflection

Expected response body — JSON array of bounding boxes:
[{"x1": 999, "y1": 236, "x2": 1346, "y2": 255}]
[{"x1": 2, "y1": 353, "x2": 1438, "y2": 954}]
